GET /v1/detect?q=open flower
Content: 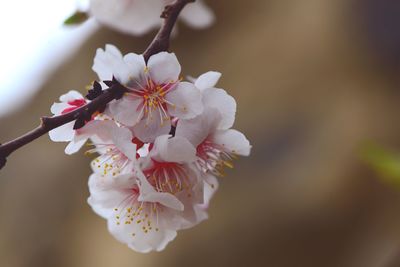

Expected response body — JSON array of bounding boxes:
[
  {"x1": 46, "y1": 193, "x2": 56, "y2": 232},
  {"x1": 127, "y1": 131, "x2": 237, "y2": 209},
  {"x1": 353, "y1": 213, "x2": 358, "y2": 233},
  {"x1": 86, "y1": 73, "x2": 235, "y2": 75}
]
[
  {"x1": 88, "y1": 172, "x2": 183, "y2": 253},
  {"x1": 176, "y1": 71, "x2": 251, "y2": 176},
  {"x1": 93, "y1": 45, "x2": 203, "y2": 142},
  {"x1": 87, "y1": 132, "x2": 212, "y2": 252},
  {"x1": 85, "y1": 120, "x2": 138, "y2": 178},
  {"x1": 49, "y1": 90, "x2": 92, "y2": 154},
  {"x1": 89, "y1": 0, "x2": 214, "y2": 36},
  {"x1": 88, "y1": 136, "x2": 207, "y2": 252},
  {"x1": 139, "y1": 134, "x2": 208, "y2": 228}
]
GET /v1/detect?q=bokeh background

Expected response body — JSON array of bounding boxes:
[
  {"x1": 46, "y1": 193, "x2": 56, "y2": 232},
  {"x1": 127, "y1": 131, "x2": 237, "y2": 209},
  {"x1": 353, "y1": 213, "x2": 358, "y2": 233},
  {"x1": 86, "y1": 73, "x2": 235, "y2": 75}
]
[{"x1": 1, "y1": 0, "x2": 400, "y2": 266}]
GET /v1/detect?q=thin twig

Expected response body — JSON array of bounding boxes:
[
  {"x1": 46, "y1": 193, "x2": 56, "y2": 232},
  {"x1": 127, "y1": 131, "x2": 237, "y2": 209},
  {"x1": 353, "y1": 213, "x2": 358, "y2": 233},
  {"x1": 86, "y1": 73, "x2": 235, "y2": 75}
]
[{"x1": 0, "y1": 0, "x2": 195, "y2": 170}]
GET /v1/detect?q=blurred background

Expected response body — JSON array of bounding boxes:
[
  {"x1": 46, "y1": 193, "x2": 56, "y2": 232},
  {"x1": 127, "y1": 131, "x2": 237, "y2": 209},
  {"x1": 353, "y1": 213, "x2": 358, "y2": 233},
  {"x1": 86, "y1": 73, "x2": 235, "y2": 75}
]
[{"x1": 1, "y1": 0, "x2": 400, "y2": 266}]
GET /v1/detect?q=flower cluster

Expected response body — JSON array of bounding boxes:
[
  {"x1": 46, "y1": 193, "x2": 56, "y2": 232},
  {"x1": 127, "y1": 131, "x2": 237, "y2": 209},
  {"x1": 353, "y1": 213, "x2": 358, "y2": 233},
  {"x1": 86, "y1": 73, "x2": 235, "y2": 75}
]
[
  {"x1": 89, "y1": 0, "x2": 214, "y2": 35},
  {"x1": 49, "y1": 44, "x2": 251, "y2": 252}
]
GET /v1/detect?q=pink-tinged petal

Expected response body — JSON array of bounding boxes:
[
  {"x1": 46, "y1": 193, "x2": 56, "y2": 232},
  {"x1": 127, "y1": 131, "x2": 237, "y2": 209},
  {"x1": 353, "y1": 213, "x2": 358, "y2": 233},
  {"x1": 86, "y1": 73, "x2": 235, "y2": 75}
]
[
  {"x1": 166, "y1": 82, "x2": 203, "y2": 119},
  {"x1": 132, "y1": 164, "x2": 183, "y2": 211},
  {"x1": 139, "y1": 192, "x2": 184, "y2": 211},
  {"x1": 203, "y1": 174, "x2": 219, "y2": 205},
  {"x1": 180, "y1": 0, "x2": 215, "y2": 29},
  {"x1": 202, "y1": 88, "x2": 236, "y2": 129},
  {"x1": 59, "y1": 90, "x2": 84, "y2": 102},
  {"x1": 194, "y1": 71, "x2": 221, "y2": 90},
  {"x1": 48, "y1": 121, "x2": 75, "y2": 142},
  {"x1": 108, "y1": 97, "x2": 143, "y2": 126},
  {"x1": 77, "y1": 120, "x2": 115, "y2": 142},
  {"x1": 65, "y1": 137, "x2": 87, "y2": 155},
  {"x1": 175, "y1": 187, "x2": 207, "y2": 229},
  {"x1": 107, "y1": 218, "x2": 177, "y2": 253},
  {"x1": 153, "y1": 135, "x2": 197, "y2": 163},
  {"x1": 50, "y1": 103, "x2": 69, "y2": 115},
  {"x1": 147, "y1": 52, "x2": 181, "y2": 84},
  {"x1": 88, "y1": 173, "x2": 135, "y2": 218},
  {"x1": 133, "y1": 111, "x2": 171, "y2": 143},
  {"x1": 175, "y1": 108, "x2": 222, "y2": 147},
  {"x1": 211, "y1": 129, "x2": 252, "y2": 156},
  {"x1": 90, "y1": 0, "x2": 164, "y2": 36},
  {"x1": 111, "y1": 126, "x2": 137, "y2": 161}
]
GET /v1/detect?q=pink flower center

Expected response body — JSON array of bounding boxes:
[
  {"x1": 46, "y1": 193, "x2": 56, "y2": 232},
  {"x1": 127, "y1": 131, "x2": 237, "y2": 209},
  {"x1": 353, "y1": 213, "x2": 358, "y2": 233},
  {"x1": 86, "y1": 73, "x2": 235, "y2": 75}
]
[
  {"x1": 128, "y1": 77, "x2": 178, "y2": 124},
  {"x1": 196, "y1": 139, "x2": 236, "y2": 177},
  {"x1": 145, "y1": 160, "x2": 192, "y2": 197}
]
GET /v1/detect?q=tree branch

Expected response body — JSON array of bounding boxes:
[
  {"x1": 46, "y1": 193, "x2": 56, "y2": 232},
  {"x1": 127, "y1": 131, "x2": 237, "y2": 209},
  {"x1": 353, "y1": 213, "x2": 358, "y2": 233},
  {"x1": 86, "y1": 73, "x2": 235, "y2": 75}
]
[
  {"x1": 143, "y1": 0, "x2": 195, "y2": 62},
  {"x1": 0, "y1": 0, "x2": 195, "y2": 170}
]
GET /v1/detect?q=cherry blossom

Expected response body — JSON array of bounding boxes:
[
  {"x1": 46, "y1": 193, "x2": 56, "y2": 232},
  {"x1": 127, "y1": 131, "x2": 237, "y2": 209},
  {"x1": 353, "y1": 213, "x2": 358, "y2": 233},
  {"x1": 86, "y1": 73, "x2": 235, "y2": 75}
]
[
  {"x1": 89, "y1": 0, "x2": 214, "y2": 36},
  {"x1": 84, "y1": 120, "x2": 138, "y2": 178},
  {"x1": 49, "y1": 90, "x2": 92, "y2": 154},
  {"x1": 176, "y1": 72, "x2": 251, "y2": 176},
  {"x1": 92, "y1": 44, "x2": 203, "y2": 142},
  {"x1": 46, "y1": 46, "x2": 250, "y2": 253},
  {"x1": 86, "y1": 132, "x2": 216, "y2": 252},
  {"x1": 0, "y1": 0, "x2": 252, "y2": 254}
]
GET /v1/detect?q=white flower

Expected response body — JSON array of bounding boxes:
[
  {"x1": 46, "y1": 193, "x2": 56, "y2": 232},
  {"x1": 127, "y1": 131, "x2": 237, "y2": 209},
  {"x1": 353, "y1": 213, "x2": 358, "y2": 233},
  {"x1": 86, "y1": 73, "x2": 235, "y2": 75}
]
[
  {"x1": 49, "y1": 90, "x2": 92, "y2": 154},
  {"x1": 176, "y1": 72, "x2": 251, "y2": 176},
  {"x1": 85, "y1": 120, "x2": 138, "y2": 178},
  {"x1": 92, "y1": 45, "x2": 204, "y2": 142},
  {"x1": 87, "y1": 133, "x2": 211, "y2": 252},
  {"x1": 140, "y1": 134, "x2": 208, "y2": 229},
  {"x1": 87, "y1": 172, "x2": 182, "y2": 253},
  {"x1": 89, "y1": 0, "x2": 214, "y2": 36}
]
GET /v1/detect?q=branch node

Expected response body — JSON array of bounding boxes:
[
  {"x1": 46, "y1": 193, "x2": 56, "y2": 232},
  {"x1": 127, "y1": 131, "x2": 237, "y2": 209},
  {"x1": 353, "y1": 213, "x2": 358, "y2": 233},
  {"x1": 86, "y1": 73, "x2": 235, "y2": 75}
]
[
  {"x1": 161, "y1": 5, "x2": 174, "y2": 19},
  {"x1": 41, "y1": 116, "x2": 51, "y2": 126}
]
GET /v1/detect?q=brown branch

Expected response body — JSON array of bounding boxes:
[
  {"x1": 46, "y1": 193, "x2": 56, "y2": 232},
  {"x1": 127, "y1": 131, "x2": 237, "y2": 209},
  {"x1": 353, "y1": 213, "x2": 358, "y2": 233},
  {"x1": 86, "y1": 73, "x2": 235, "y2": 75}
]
[
  {"x1": 0, "y1": 0, "x2": 195, "y2": 170},
  {"x1": 143, "y1": 0, "x2": 195, "y2": 62}
]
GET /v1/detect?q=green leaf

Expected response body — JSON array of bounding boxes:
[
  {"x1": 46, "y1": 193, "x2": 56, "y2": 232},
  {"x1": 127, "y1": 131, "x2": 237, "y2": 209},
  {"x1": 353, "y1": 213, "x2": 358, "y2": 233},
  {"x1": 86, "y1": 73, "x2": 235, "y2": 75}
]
[
  {"x1": 64, "y1": 11, "x2": 89, "y2": 26},
  {"x1": 361, "y1": 142, "x2": 400, "y2": 187}
]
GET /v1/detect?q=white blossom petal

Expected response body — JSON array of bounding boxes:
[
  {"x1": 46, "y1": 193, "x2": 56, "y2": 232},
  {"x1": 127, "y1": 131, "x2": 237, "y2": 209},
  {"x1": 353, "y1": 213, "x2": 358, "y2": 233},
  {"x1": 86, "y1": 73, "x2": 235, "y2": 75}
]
[
  {"x1": 111, "y1": 126, "x2": 137, "y2": 161},
  {"x1": 90, "y1": 0, "x2": 164, "y2": 36},
  {"x1": 202, "y1": 88, "x2": 236, "y2": 129},
  {"x1": 132, "y1": 111, "x2": 171, "y2": 143},
  {"x1": 139, "y1": 192, "x2": 184, "y2": 211},
  {"x1": 49, "y1": 121, "x2": 75, "y2": 142},
  {"x1": 108, "y1": 97, "x2": 143, "y2": 126},
  {"x1": 153, "y1": 135, "x2": 197, "y2": 164},
  {"x1": 175, "y1": 108, "x2": 222, "y2": 147},
  {"x1": 88, "y1": 173, "x2": 136, "y2": 218},
  {"x1": 194, "y1": 71, "x2": 221, "y2": 90},
  {"x1": 148, "y1": 52, "x2": 181, "y2": 85},
  {"x1": 92, "y1": 44, "x2": 124, "y2": 81},
  {"x1": 166, "y1": 82, "x2": 203, "y2": 119},
  {"x1": 65, "y1": 137, "x2": 87, "y2": 155},
  {"x1": 107, "y1": 218, "x2": 177, "y2": 253},
  {"x1": 180, "y1": 0, "x2": 215, "y2": 29},
  {"x1": 133, "y1": 164, "x2": 184, "y2": 211},
  {"x1": 211, "y1": 129, "x2": 251, "y2": 156},
  {"x1": 123, "y1": 53, "x2": 147, "y2": 86}
]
